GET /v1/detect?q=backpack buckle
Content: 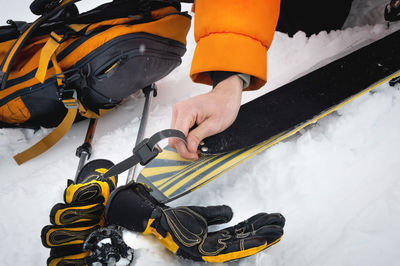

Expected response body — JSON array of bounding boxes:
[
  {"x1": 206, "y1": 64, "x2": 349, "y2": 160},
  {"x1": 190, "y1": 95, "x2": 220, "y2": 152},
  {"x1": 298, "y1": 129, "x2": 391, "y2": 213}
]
[{"x1": 61, "y1": 89, "x2": 79, "y2": 109}]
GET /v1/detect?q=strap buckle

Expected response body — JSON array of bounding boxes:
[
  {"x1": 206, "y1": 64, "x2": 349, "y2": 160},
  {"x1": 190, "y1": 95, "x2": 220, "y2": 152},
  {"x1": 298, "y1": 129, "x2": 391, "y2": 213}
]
[
  {"x1": 6, "y1": 20, "x2": 29, "y2": 35},
  {"x1": 133, "y1": 139, "x2": 162, "y2": 166},
  {"x1": 61, "y1": 89, "x2": 79, "y2": 109},
  {"x1": 102, "y1": 129, "x2": 186, "y2": 179}
]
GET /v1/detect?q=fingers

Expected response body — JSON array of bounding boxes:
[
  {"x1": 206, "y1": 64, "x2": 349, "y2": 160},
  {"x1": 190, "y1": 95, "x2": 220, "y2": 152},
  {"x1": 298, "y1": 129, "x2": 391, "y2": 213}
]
[
  {"x1": 186, "y1": 119, "x2": 220, "y2": 154},
  {"x1": 169, "y1": 84, "x2": 241, "y2": 160},
  {"x1": 169, "y1": 102, "x2": 199, "y2": 160},
  {"x1": 188, "y1": 205, "x2": 233, "y2": 225},
  {"x1": 50, "y1": 202, "x2": 105, "y2": 226},
  {"x1": 169, "y1": 105, "x2": 220, "y2": 159}
]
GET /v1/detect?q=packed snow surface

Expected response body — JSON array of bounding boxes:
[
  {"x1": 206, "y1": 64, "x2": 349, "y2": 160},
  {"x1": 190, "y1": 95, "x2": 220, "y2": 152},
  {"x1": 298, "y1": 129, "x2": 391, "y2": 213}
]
[{"x1": 1, "y1": 1, "x2": 400, "y2": 265}]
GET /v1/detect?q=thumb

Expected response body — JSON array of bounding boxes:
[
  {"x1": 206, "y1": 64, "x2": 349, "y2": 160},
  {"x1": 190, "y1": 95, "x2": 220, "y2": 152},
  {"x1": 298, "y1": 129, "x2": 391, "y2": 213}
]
[
  {"x1": 188, "y1": 205, "x2": 233, "y2": 226},
  {"x1": 187, "y1": 120, "x2": 219, "y2": 153}
]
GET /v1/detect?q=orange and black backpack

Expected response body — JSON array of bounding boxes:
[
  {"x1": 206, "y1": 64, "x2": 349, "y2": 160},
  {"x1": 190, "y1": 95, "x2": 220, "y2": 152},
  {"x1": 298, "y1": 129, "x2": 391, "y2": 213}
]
[{"x1": 0, "y1": 0, "x2": 191, "y2": 164}]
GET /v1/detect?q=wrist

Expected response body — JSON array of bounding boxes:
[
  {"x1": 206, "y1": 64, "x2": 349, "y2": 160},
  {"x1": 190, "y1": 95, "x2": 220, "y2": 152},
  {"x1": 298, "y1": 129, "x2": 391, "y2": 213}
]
[{"x1": 212, "y1": 74, "x2": 243, "y2": 96}]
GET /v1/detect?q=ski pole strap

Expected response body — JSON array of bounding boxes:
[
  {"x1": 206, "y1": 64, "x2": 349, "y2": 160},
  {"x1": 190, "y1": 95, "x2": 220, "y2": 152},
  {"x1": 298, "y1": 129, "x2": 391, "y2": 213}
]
[{"x1": 103, "y1": 129, "x2": 186, "y2": 179}]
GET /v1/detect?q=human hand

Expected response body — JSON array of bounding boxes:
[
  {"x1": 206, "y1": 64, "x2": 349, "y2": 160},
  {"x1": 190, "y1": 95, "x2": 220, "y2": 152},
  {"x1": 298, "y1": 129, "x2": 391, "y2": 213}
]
[{"x1": 169, "y1": 75, "x2": 243, "y2": 159}]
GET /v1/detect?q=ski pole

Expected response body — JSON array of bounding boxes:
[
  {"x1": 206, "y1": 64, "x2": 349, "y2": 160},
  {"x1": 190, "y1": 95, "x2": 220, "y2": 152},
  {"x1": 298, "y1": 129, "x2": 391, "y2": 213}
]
[
  {"x1": 125, "y1": 83, "x2": 157, "y2": 184},
  {"x1": 74, "y1": 118, "x2": 98, "y2": 181}
]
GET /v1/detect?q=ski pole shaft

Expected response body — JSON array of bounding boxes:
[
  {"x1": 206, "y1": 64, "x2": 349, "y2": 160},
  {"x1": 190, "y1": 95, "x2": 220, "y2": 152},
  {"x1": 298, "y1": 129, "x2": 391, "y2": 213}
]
[
  {"x1": 125, "y1": 84, "x2": 156, "y2": 184},
  {"x1": 75, "y1": 118, "x2": 98, "y2": 182}
]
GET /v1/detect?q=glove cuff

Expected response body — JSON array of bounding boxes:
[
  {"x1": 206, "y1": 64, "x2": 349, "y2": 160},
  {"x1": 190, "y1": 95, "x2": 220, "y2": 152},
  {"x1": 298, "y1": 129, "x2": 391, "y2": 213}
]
[{"x1": 105, "y1": 183, "x2": 165, "y2": 232}]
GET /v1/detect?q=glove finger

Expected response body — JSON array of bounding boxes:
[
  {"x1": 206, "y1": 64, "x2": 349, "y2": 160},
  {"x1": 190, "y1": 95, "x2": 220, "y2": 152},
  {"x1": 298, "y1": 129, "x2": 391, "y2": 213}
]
[
  {"x1": 254, "y1": 224, "x2": 284, "y2": 246},
  {"x1": 50, "y1": 202, "x2": 105, "y2": 226},
  {"x1": 76, "y1": 159, "x2": 116, "y2": 184},
  {"x1": 64, "y1": 160, "x2": 117, "y2": 205},
  {"x1": 233, "y1": 213, "x2": 285, "y2": 233},
  {"x1": 47, "y1": 252, "x2": 89, "y2": 266},
  {"x1": 249, "y1": 213, "x2": 285, "y2": 229},
  {"x1": 41, "y1": 223, "x2": 101, "y2": 248},
  {"x1": 188, "y1": 205, "x2": 233, "y2": 225},
  {"x1": 202, "y1": 225, "x2": 284, "y2": 263},
  {"x1": 64, "y1": 179, "x2": 116, "y2": 205},
  {"x1": 47, "y1": 245, "x2": 89, "y2": 266}
]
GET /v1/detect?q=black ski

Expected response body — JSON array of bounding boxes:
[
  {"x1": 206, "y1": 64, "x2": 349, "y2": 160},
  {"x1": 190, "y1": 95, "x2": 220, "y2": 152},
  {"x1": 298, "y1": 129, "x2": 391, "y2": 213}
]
[{"x1": 199, "y1": 29, "x2": 400, "y2": 154}]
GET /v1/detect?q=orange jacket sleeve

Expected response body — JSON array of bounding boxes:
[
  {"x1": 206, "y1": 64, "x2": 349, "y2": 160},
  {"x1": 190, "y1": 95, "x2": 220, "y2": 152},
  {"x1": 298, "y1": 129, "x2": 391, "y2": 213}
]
[{"x1": 190, "y1": 0, "x2": 281, "y2": 90}]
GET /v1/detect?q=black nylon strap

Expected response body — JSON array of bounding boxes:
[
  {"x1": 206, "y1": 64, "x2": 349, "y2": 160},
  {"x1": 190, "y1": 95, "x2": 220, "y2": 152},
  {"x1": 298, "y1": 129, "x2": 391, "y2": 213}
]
[
  {"x1": 0, "y1": 72, "x2": 5, "y2": 87},
  {"x1": 103, "y1": 129, "x2": 186, "y2": 179},
  {"x1": 147, "y1": 129, "x2": 186, "y2": 149}
]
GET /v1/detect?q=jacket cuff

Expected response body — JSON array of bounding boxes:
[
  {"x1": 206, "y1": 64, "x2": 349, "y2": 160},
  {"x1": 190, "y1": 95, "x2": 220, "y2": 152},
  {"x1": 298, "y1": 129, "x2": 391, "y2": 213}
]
[
  {"x1": 209, "y1": 71, "x2": 251, "y2": 89},
  {"x1": 190, "y1": 33, "x2": 267, "y2": 91},
  {"x1": 209, "y1": 71, "x2": 238, "y2": 88}
]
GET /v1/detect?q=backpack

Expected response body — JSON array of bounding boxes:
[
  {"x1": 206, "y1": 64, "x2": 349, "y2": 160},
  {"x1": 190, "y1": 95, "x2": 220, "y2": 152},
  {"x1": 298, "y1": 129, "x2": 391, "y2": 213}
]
[{"x1": 0, "y1": 0, "x2": 191, "y2": 164}]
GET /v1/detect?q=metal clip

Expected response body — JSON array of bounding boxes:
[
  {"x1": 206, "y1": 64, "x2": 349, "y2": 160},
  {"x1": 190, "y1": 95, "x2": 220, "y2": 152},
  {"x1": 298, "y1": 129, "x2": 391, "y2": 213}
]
[{"x1": 61, "y1": 89, "x2": 79, "y2": 109}]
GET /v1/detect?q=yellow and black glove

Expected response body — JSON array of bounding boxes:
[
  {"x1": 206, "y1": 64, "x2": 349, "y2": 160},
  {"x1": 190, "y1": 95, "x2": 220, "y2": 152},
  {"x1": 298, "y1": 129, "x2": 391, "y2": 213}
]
[
  {"x1": 41, "y1": 159, "x2": 117, "y2": 266},
  {"x1": 106, "y1": 183, "x2": 285, "y2": 263}
]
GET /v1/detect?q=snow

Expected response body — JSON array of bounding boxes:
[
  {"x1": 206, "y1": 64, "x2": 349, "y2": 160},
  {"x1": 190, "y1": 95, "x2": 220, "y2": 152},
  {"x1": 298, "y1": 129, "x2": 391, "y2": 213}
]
[{"x1": 1, "y1": 0, "x2": 400, "y2": 265}]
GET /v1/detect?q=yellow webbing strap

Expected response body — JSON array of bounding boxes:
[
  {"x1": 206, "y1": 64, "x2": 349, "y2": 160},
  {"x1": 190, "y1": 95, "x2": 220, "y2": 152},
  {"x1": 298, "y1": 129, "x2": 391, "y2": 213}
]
[
  {"x1": 68, "y1": 24, "x2": 89, "y2": 32},
  {"x1": 78, "y1": 101, "x2": 113, "y2": 119},
  {"x1": 51, "y1": 54, "x2": 64, "y2": 86},
  {"x1": 35, "y1": 32, "x2": 63, "y2": 83},
  {"x1": 78, "y1": 102, "x2": 100, "y2": 119},
  {"x1": 13, "y1": 107, "x2": 77, "y2": 165}
]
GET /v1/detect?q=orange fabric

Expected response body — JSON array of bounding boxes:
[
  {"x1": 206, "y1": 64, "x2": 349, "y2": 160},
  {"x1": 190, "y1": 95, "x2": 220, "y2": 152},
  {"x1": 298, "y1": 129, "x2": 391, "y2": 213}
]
[
  {"x1": 5, "y1": 36, "x2": 55, "y2": 81},
  {"x1": 1, "y1": 20, "x2": 40, "y2": 73},
  {"x1": 0, "y1": 96, "x2": 30, "y2": 123},
  {"x1": 0, "y1": 39, "x2": 17, "y2": 59},
  {"x1": 190, "y1": 0, "x2": 281, "y2": 90}
]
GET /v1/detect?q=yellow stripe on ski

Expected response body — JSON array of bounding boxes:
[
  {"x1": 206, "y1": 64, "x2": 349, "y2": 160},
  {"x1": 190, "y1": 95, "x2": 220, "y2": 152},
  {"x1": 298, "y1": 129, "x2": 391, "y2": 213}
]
[
  {"x1": 164, "y1": 150, "x2": 243, "y2": 196},
  {"x1": 155, "y1": 149, "x2": 192, "y2": 161},
  {"x1": 158, "y1": 156, "x2": 215, "y2": 190},
  {"x1": 141, "y1": 165, "x2": 188, "y2": 178}
]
